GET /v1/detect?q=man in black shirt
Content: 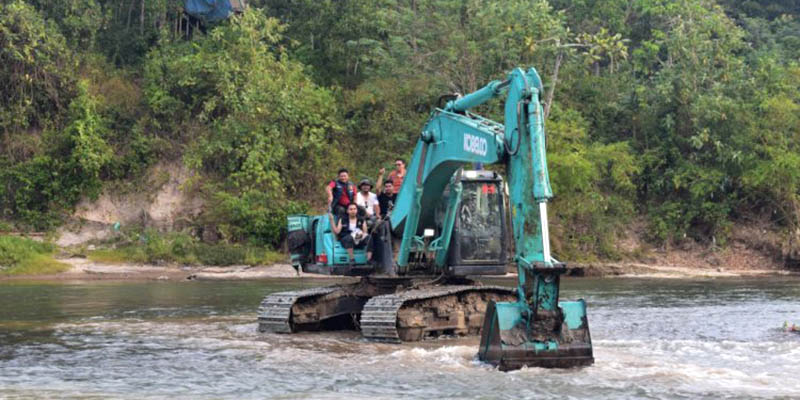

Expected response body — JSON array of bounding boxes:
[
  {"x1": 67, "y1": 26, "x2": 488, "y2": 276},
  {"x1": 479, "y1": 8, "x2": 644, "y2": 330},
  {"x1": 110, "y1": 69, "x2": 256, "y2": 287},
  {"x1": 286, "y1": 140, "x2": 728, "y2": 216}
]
[{"x1": 377, "y1": 179, "x2": 396, "y2": 218}]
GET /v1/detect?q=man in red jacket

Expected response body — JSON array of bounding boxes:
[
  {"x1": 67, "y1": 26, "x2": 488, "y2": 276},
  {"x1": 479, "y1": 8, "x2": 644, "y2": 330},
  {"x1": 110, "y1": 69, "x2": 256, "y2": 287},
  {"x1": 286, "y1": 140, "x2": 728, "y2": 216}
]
[{"x1": 326, "y1": 168, "x2": 356, "y2": 220}]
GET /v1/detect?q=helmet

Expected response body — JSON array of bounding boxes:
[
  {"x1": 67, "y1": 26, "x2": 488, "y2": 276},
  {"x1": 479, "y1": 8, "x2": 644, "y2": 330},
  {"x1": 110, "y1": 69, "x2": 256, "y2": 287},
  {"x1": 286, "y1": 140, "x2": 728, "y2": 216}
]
[{"x1": 358, "y1": 178, "x2": 373, "y2": 189}]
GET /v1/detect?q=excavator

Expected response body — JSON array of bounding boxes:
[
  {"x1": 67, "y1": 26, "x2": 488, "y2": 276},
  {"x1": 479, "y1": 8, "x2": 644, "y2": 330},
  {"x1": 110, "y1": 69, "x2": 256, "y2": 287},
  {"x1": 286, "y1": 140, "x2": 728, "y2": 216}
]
[{"x1": 258, "y1": 67, "x2": 593, "y2": 370}]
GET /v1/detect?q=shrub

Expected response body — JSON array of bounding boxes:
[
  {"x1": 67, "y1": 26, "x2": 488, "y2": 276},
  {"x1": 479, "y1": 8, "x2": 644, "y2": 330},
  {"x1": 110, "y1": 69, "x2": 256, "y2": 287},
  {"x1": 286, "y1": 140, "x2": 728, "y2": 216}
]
[
  {"x1": 88, "y1": 230, "x2": 285, "y2": 266},
  {"x1": 204, "y1": 190, "x2": 307, "y2": 247},
  {"x1": 0, "y1": 81, "x2": 112, "y2": 230}
]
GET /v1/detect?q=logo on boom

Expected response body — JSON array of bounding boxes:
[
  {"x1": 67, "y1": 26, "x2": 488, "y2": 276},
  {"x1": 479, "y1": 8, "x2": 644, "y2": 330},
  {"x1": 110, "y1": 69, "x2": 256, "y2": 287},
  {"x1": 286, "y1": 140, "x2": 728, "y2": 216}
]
[{"x1": 463, "y1": 134, "x2": 488, "y2": 156}]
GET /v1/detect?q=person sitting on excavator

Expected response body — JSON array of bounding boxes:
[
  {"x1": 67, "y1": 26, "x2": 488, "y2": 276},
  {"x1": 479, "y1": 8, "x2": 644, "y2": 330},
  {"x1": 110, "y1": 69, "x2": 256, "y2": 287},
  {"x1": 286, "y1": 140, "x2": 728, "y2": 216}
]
[
  {"x1": 329, "y1": 203, "x2": 372, "y2": 265},
  {"x1": 326, "y1": 168, "x2": 356, "y2": 220}
]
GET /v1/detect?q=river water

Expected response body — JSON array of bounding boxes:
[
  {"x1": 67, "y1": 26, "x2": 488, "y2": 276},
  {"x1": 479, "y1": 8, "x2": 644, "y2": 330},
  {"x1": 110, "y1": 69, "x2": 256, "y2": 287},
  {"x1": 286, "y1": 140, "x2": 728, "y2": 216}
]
[{"x1": 1, "y1": 277, "x2": 798, "y2": 399}]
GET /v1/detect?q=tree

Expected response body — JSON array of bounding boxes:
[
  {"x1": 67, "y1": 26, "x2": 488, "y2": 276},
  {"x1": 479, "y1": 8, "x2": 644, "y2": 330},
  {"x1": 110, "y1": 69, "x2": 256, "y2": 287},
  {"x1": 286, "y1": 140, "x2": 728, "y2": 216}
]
[
  {"x1": 0, "y1": 81, "x2": 111, "y2": 229},
  {"x1": 0, "y1": 1, "x2": 77, "y2": 135},
  {"x1": 144, "y1": 9, "x2": 343, "y2": 244}
]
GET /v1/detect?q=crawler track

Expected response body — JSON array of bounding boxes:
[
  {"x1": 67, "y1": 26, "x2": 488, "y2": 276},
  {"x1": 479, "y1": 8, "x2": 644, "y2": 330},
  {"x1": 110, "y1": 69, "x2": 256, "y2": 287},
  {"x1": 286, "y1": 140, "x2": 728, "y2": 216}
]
[
  {"x1": 257, "y1": 286, "x2": 340, "y2": 333},
  {"x1": 360, "y1": 285, "x2": 516, "y2": 343}
]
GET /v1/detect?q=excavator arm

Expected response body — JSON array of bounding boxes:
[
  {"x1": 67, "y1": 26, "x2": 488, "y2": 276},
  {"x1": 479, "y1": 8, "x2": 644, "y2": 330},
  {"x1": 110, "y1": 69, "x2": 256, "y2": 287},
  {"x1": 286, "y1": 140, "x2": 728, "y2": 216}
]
[{"x1": 390, "y1": 67, "x2": 593, "y2": 369}]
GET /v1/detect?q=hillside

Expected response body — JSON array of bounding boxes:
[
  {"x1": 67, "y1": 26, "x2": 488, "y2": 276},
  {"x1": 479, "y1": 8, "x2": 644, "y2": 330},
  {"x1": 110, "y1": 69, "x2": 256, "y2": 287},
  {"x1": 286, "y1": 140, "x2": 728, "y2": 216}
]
[{"x1": 1, "y1": 0, "x2": 799, "y2": 267}]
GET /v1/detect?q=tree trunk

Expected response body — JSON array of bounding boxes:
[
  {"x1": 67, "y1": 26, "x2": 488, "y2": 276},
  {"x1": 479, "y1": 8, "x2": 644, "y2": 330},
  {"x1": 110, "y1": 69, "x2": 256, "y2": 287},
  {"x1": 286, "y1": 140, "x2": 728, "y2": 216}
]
[
  {"x1": 127, "y1": 0, "x2": 136, "y2": 29},
  {"x1": 140, "y1": 0, "x2": 145, "y2": 35},
  {"x1": 544, "y1": 52, "x2": 563, "y2": 120}
]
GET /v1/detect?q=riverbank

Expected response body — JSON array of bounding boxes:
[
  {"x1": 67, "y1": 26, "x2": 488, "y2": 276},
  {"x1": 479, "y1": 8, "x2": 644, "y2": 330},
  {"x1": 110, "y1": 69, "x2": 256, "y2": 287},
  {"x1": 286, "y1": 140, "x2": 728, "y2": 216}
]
[
  {"x1": 0, "y1": 257, "x2": 342, "y2": 282},
  {"x1": 1, "y1": 256, "x2": 794, "y2": 282},
  {"x1": 569, "y1": 262, "x2": 793, "y2": 278}
]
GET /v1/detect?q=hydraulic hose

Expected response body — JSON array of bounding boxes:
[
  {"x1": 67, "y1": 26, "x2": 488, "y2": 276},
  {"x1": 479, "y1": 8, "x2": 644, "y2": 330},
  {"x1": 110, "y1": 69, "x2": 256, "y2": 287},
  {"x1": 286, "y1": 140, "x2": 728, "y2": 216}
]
[{"x1": 505, "y1": 99, "x2": 525, "y2": 156}]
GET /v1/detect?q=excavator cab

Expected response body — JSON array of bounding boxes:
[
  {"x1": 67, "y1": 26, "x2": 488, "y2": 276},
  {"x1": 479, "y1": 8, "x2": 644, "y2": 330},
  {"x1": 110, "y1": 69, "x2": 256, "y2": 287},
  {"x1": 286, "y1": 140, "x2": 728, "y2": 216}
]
[{"x1": 443, "y1": 170, "x2": 508, "y2": 276}]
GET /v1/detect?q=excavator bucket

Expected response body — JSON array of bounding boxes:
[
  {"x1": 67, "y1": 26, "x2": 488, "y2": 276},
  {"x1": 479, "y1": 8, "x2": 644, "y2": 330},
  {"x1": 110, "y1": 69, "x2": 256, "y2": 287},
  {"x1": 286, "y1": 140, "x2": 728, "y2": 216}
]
[{"x1": 478, "y1": 299, "x2": 593, "y2": 370}]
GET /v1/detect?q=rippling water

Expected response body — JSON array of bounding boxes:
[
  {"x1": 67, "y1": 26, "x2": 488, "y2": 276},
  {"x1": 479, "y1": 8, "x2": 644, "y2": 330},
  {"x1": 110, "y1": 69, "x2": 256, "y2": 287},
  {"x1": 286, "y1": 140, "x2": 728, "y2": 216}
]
[{"x1": 1, "y1": 277, "x2": 798, "y2": 399}]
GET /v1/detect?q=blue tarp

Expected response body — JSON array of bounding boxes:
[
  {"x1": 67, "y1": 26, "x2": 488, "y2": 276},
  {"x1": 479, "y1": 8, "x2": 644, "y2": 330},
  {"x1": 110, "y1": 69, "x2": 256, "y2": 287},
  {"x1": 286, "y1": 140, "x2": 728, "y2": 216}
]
[{"x1": 185, "y1": 0, "x2": 235, "y2": 23}]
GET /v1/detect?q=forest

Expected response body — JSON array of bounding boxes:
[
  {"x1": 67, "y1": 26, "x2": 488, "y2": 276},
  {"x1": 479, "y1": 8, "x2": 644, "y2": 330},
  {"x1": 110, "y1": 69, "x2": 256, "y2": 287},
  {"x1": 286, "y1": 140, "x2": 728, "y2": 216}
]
[{"x1": 0, "y1": 0, "x2": 798, "y2": 263}]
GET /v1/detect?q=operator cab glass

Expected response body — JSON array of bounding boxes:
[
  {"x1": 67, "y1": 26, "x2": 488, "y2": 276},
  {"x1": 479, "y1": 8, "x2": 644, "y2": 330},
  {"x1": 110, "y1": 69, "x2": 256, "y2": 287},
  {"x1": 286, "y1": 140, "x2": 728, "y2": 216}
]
[{"x1": 452, "y1": 179, "x2": 507, "y2": 266}]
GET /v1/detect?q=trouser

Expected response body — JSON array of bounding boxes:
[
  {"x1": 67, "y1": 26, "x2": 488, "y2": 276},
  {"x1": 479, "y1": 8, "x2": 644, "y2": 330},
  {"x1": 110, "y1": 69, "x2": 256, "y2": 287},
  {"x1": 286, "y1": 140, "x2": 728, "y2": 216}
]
[{"x1": 339, "y1": 233, "x2": 371, "y2": 250}]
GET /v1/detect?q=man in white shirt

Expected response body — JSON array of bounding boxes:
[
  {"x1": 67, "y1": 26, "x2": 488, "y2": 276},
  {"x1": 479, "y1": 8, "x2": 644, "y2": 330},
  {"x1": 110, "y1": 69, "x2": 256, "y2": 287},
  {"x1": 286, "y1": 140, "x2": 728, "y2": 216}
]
[{"x1": 355, "y1": 178, "x2": 380, "y2": 220}]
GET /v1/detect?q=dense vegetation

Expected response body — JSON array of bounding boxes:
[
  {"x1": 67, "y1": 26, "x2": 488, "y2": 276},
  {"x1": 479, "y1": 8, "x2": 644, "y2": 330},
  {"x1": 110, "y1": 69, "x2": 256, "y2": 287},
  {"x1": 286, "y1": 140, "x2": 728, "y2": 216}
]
[
  {"x1": 88, "y1": 229, "x2": 284, "y2": 266},
  {"x1": 0, "y1": 0, "x2": 798, "y2": 262}
]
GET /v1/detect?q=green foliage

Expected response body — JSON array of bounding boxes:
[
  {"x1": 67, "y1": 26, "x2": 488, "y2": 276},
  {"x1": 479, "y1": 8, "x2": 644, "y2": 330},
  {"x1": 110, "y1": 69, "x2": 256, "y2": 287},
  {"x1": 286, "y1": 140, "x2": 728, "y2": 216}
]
[
  {"x1": 0, "y1": 235, "x2": 67, "y2": 275},
  {"x1": 0, "y1": 221, "x2": 13, "y2": 232},
  {"x1": 27, "y1": 0, "x2": 105, "y2": 50},
  {"x1": 375, "y1": 0, "x2": 567, "y2": 92},
  {"x1": 340, "y1": 76, "x2": 437, "y2": 172},
  {"x1": 739, "y1": 64, "x2": 800, "y2": 233},
  {"x1": 2, "y1": 0, "x2": 800, "y2": 261},
  {"x1": 260, "y1": 0, "x2": 391, "y2": 87},
  {"x1": 0, "y1": 1, "x2": 76, "y2": 133},
  {"x1": 1, "y1": 81, "x2": 112, "y2": 229},
  {"x1": 547, "y1": 107, "x2": 638, "y2": 260},
  {"x1": 0, "y1": 235, "x2": 52, "y2": 267},
  {"x1": 622, "y1": 0, "x2": 790, "y2": 242},
  {"x1": 143, "y1": 9, "x2": 341, "y2": 245},
  {"x1": 202, "y1": 190, "x2": 306, "y2": 247},
  {"x1": 61, "y1": 81, "x2": 113, "y2": 189},
  {"x1": 88, "y1": 230, "x2": 285, "y2": 266}
]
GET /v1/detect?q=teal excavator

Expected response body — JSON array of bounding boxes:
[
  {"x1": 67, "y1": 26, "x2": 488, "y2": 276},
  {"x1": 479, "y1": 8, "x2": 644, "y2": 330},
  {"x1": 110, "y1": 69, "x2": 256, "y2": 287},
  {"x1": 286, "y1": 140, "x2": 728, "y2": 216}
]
[{"x1": 259, "y1": 67, "x2": 593, "y2": 370}]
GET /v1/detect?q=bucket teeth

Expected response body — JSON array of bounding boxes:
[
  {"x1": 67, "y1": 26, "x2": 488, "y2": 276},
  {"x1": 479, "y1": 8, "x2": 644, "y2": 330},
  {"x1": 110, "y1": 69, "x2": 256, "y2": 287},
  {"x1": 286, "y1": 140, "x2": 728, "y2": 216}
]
[
  {"x1": 478, "y1": 299, "x2": 594, "y2": 370},
  {"x1": 488, "y1": 345, "x2": 594, "y2": 371}
]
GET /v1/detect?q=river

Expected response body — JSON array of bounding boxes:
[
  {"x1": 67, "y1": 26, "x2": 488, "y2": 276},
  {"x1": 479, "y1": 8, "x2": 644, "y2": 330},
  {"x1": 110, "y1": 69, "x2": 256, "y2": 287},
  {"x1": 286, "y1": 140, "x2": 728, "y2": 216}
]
[{"x1": 1, "y1": 277, "x2": 798, "y2": 399}]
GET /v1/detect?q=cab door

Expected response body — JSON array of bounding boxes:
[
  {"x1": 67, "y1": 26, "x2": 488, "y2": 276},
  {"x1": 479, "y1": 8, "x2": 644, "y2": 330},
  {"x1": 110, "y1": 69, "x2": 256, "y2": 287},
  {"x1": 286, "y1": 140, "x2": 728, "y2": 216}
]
[{"x1": 447, "y1": 180, "x2": 508, "y2": 275}]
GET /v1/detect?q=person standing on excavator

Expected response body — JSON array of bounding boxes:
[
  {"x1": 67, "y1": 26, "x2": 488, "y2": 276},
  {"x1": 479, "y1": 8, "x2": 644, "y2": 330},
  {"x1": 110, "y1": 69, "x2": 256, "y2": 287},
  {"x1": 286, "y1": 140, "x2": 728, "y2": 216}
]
[
  {"x1": 376, "y1": 179, "x2": 396, "y2": 218},
  {"x1": 377, "y1": 159, "x2": 406, "y2": 195},
  {"x1": 326, "y1": 168, "x2": 356, "y2": 220}
]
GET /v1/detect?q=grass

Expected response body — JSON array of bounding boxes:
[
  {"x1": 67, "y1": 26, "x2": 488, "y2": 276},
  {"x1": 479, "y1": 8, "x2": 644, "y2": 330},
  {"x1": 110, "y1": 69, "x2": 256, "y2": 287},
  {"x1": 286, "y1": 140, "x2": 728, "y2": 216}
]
[
  {"x1": 0, "y1": 235, "x2": 69, "y2": 276},
  {"x1": 88, "y1": 248, "x2": 135, "y2": 264},
  {"x1": 0, "y1": 220, "x2": 13, "y2": 232},
  {"x1": 87, "y1": 231, "x2": 286, "y2": 266}
]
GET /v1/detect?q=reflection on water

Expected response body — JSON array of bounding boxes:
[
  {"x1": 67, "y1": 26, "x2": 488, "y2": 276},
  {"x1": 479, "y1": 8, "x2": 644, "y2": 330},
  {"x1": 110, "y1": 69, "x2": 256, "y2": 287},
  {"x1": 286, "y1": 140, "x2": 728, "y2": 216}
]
[{"x1": 1, "y1": 278, "x2": 799, "y2": 399}]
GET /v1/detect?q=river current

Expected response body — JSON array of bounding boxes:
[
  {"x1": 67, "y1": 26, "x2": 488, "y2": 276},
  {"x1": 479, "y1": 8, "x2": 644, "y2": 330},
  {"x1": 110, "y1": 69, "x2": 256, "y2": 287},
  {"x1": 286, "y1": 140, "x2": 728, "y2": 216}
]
[{"x1": 1, "y1": 277, "x2": 798, "y2": 399}]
